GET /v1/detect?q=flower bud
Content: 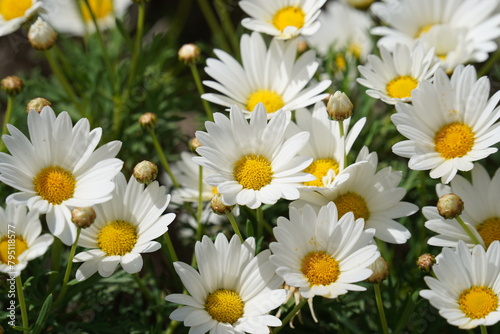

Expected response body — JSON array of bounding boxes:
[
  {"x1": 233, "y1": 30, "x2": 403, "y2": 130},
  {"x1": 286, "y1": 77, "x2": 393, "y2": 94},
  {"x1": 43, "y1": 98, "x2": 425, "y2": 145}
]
[
  {"x1": 417, "y1": 253, "x2": 436, "y2": 273},
  {"x1": 1, "y1": 76, "x2": 24, "y2": 95},
  {"x1": 71, "y1": 207, "x2": 97, "y2": 228},
  {"x1": 326, "y1": 91, "x2": 353, "y2": 121},
  {"x1": 28, "y1": 17, "x2": 57, "y2": 51},
  {"x1": 343, "y1": 0, "x2": 375, "y2": 10},
  {"x1": 210, "y1": 193, "x2": 233, "y2": 215},
  {"x1": 138, "y1": 112, "x2": 158, "y2": 130},
  {"x1": 26, "y1": 97, "x2": 51, "y2": 114},
  {"x1": 437, "y1": 193, "x2": 464, "y2": 219},
  {"x1": 367, "y1": 257, "x2": 389, "y2": 284},
  {"x1": 189, "y1": 137, "x2": 201, "y2": 153},
  {"x1": 297, "y1": 40, "x2": 308, "y2": 53},
  {"x1": 133, "y1": 160, "x2": 158, "y2": 184},
  {"x1": 178, "y1": 43, "x2": 201, "y2": 64}
]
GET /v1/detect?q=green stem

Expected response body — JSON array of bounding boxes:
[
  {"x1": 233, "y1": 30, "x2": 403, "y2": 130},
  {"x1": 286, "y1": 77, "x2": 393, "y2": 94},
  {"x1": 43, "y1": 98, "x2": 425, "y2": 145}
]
[
  {"x1": 374, "y1": 283, "x2": 390, "y2": 334},
  {"x1": 125, "y1": 2, "x2": 146, "y2": 94},
  {"x1": 134, "y1": 273, "x2": 153, "y2": 302},
  {"x1": 163, "y1": 232, "x2": 179, "y2": 263},
  {"x1": 455, "y1": 216, "x2": 482, "y2": 245},
  {"x1": 165, "y1": 320, "x2": 180, "y2": 334},
  {"x1": 480, "y1": 325, "x2": 488, "y2": 334},
  {"x1": 0, "y1": 95, "x2": 14, "y2": 152},
  {"x1": 214, "y1": 0, "x2": 239, "y2": 56},
  {"x1": 189, "y1": 63, "x2": 213, "y2": 122},
  {"x1": 55, "y1": 227, "x2": 81, "y2": 306},
  {"x1": 196, "y1": 0, "x2": 232, "y2": 52},
  {"x1": 227, "y1": 212, "x2": 244, "y2": 243},
  {"x1": 256, "y1": 207, "x2": 264, "y2": 241},
  {"x1": 166, "y1": 0, "x2": 193, "y2": 45},
  {"x1": 478, "y1": 47, "x2": 500, "y2": 77},
  {"x1": 273, "y1": 298, "x2": 308, "y2": 334},
  {"x1": 16, "y1": 275, "x2": 29, "y2": 334},
  {"x1": 197, "y1": 165, "x2": 204, "y2": 224},
  {"x1": 49, "y1": 237, "x2": 63, "y2": 291},
  {"x1": 338, "y1": 120, "x2": 347, "y2": 166},
  {"x1": 148, "y1": 129, "x2": 180, "y2": 188}
]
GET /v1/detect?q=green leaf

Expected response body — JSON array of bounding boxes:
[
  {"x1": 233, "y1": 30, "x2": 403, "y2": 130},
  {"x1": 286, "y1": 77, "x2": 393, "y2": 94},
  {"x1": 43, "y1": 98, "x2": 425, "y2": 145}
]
[
  {"x1": 245, "y1": 219, "x2": 254, "y2": 238},
  {"x1": 32, "y1": 294, "x2": 53, "y2": 334}
]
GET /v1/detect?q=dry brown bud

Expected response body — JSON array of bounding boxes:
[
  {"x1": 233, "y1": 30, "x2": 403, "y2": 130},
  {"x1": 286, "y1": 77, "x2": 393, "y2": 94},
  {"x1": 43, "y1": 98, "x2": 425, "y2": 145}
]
[
  {"x1": 326, "y1": 91, "x2": 353, "y2": 121},
  {"x1": 367, "y1": 256, "x2": 389, "y2": 284},
  {"x1": 1, "y1": 76, "x2": 24, "y2": 95},
  {"x1": 417, "y1": 253, "x2": 436, "y2": 273},
  {"x1": 138, "y1": 112, "x2": 158, "y2": 130},
  {"x1": 133, "y1": 160, "x2": 158, "y2": 184},
  {"x1": 210, "y1": 193, "x2": 233, "y2": 215},
  {"x1": 71, "y1": 207, "x2": 97, "y2": 228},
  {"x1": 437, "y1": 193, "x2": 464, "y2": 219},
  {"x1": 189, "y1": 137, "x2": 201, "y2": 153},
  {"x1": 26, "y1": 97, "x2": 51, "y2": 114},
  {"x1": 178, "y1": 43, "x2": 201, "y2": 64},
  {"x1": 28, "y1": 17, "x2": 57, "y2": 50}
]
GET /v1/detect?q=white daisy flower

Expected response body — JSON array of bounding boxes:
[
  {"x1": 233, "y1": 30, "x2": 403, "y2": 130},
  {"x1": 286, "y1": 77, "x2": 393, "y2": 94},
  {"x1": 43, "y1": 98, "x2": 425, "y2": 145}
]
[
  {"x1": 285, "y1": 101, "x2": 366, "y2": 188},
  {"x1": 292, "y1": 147, "x2": 417, "y2": 244},
  {"x1": 0, "y1": 0, "x2": 42, "y2": 36},
  {"x1": 193, "y1": 105, "x2": 314, "y2": 209},
  {"x1": 238, "y1": 0, "x2": 326, "y2": 39},
  {"x1": 42, "y1": 0, "x2": 132, "y2": 36},
  {"x1": 420, "y1": 241, "x2": 500, "y2": 329},
  {"x1": 73, "y1": 173, "x2": 175, "y2": 281},
  {"x1": 166, "y1": 233, "x2": 287, "y2": 333},
  {"x1": 423, "y1": 163, "x2": 500, "y2": 249},
  {"x1": 202, "y1": 32, "x2": 331, "y2": 118},
  {"x1": 0, "y1": 107, "x2": 123, "y2": 245},
  {"x1": 357, "y1": 43, "x2": 439, "y2": 105},
  {"x1": 391, "y1": 65, "x2": 500, "y2": 184},
  {"x1": 0, "y1": 203, "x2": 53, "y2": 277},
  {"x1": 270, "y1": 202, "x2": 379, "y2": 299}
]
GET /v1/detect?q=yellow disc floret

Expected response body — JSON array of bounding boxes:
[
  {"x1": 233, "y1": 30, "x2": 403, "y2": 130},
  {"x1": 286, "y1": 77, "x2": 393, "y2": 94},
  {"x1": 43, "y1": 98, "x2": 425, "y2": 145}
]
[
  {"x1": 34, "y1": 165, "x2": 76, "y2": 205},
  {"x1": 434, "y1": 122, "x2": 475, "y2": 159},
  {"x1": 416, "y1": 24, "x2": 434, "y2": 37},
  {"x1": 246, "y1": 90, "x2": 285, "y2": 114},
  {"x1": 458, "y1": 286, "x2": 498, "y2": 319},
  {"x1": 233, "y1": 154, "x2": 273, "y2": 190},
  {"x1": 477, "y1": 217, "x2": 500, "y2": 249},
  {"x1": 333, "y1": 192, "x2": 370, "y2": 221},
  {"x1": 301, "y1": 251, "x2": 340, "y2": 286},
  {"x1": 81, "y1": 0, "x2": 113, "y2": 22},
  {"x1": 97, "y1": 220, "x2": 138, "y2": 256},
  {"x1": 386, "y1": 75, "x2": 418, "y2": 99},
  {"x1": 0, "y1": 0, "x2": 32, "y2": 21},
  {"x1": 205, "y1": 289, "x2": 244, "y2": 324},
  {"x1": 0, "y1": 235, "x2": 28, "y2": 264},
  {"x1": 272, "y1": 6, "x2": 305, "y2": 32},
  {"x1": 303, "y1": 158, "x2": 339, "y2": 187}
]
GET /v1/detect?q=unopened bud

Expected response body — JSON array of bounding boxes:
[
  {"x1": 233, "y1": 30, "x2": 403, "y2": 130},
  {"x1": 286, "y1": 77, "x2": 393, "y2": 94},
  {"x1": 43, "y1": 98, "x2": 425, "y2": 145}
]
[
  {"x1": 297, "y1": 40, "x2": 308, "y2": 53},
  {"x1": 1, "y1": 76, "x2": 24, "y2": 95},
  {"x1": 178, "y1": 43, "x2": 200, "y2": 64},
  {"x1": 326, "y1": 91, "x2": 353, "y2": 121},
  {"x1": 133, "y1": 160, "x2": 158, "y2": 184},
  {"x1": 343, "y1": 0, "x2": 375, "y2": 10},
  {"x1": 210, "y1": 193, "x2": 233, "y2": 215},
  {"x1": 367, "y1": 257, "x2": 389, "y2": 284},
  {"x1": 139, "y1": 112, "x2": 158, "y2": 130},
  {"x1": 417, "y1": 253, "x2": 436, "y2": 273},
  {"x1": 26, "y1": 97, "x2": 51, "y2": 114},
  {"x1": 437, "y1": 193, "x2": 464, "y2": 219},
  {"x1": 71, "y1": 207, "x2": 96, "y2": 228},
  {"x1": 189, "y1": 137, "x2": 201, "y2": 153},
  {"x1": 28, "y1": 17, "x2": 57, "y2": 51}
]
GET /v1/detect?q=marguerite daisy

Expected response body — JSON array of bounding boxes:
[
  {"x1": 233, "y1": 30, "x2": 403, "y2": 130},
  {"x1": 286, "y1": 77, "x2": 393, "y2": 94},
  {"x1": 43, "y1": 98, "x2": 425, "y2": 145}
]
[
  {"x1": 270, "y1": 202, "x2": 379, "y2": 299},
  {"x1": 202, "y1": 32, "x2": 331, "y2": 118},
  {"x1": 391, "y1": 65, "x2": 500, "y2": 184},
  {"x1": 166, "y1": 233, "x2": 287, "y2": 333},
  {"x1": 239, "y1": 0, "x2": 326, "y2": 39},
  {"x1": 0, "y1": 107, "x2": 123, "y2": 245},
  {"x1": 420, "y1": 241, "x2": 500, "y2": 329},
  {"x1": 0, "y1": 0, "x2": 42, "y2": 36},
  {"x1": 0, "y1": 203, "x2": 53, "y2": 277},
  {"x1": 193, "y1": 104, "x2": 314, "y2": 209},
  {"x1": 73, "y1": 173, "x2": 175, "y2": 281}
]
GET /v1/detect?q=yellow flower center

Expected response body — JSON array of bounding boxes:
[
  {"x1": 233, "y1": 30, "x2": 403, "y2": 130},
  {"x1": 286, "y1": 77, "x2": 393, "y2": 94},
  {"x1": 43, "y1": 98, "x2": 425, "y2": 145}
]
[
  {"x1": 0, "y1": 236, "x2": 28, "y2": 264},
  {"x1": 434, "y1": 122, "x2": 475, "y2": 159},
  {"x1": 458, "y1": 286, "x2": 498, "y2": 319},
  {"x1": 333, "y1": 192, "x2": 370, "y2": 221},
  {"x1": 233, "y1": 154, "x2": 273, "y2": 190},
  {"x1": 303, "y1": 158, "x2": 339, "y2": 187},
  {"x1": 97, "y1": 220, "x2": 138, "y2": 256},
  {"x1": 0, "y1": 0, "x2": 32, "y2": 21},
  {"x1": 33, "y1": 165, "x2": 76, "y2": 205},
  {"x1": 301, "y1": 251, "x2": 340, "y2": 286},
  {"x1": 246, "y1": 90, "x2": 285, "y2": 114},
  {"x1": 205, "y1": 289, "x2": 244, "y2": 324},
  {"x1": 272, "y1": 6, "x2": 305, "y2": 32},
  {"x1": 347, "y1": 42, "x2": 362, "y2": 60},
  {"x1": 416, "y1": 24, "x2": 434, "y2": 37},
  {"x1": 335, "y1": 53, "x2": 347, "y2": 72},
  {"x1": 81, "y1": 0, "x2": 114, "y2": 22},
  {"x1": 386, "y1": 76, "x2": 418, "y2": 99},
  {"x1": 477, "y1": 217, "x2": 500, "y2": 249}
]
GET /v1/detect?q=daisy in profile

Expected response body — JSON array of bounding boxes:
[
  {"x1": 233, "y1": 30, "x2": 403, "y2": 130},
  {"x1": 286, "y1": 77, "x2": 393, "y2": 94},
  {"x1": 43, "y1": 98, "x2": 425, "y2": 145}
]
[
  {"x1": 423, "y1": 163, "x2": 500, "y2": 249},
  {"x1": 202, "y1": 32, "x2": 331, "y2": 118},
  {"x1": 420, "y1": 241, "x2": 500, "y2": 329},
  {"x1": 357, "y1": 43, "x2": 439, "y2": 105},
  {"x1": 292, "y1": 147, "x2": 417, "y2": 244},
  {"x1": 193, "y1": 104, "x2": 314, "y2": 209},
  {"x1": 0, "y1": 203, "x2": 53, "y2": 277},
  {"x1": 42, "y1": 0, "x2": 132, "y2": 36},
  {"x1": 0, "y1": 0, "x2": 42, "y2": 36},
  {"x1": 270, "y1": 202, "x2": 379, "y2": 299},
  {"x1": 0, "y1": 107, "x2": 123, "y2": 245},
  {"x1": 391, "y1": 65, "x2": 500, "y2": 184},
  {"x1": 166, "y1": 233, "x2": 287, "y2": 333},
  {"x1": 239, "y1": 0, "x2": 326, "y2": 39},
  {"x1": 73, "y1": 173, "x2": 175, "y2": 281}
]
